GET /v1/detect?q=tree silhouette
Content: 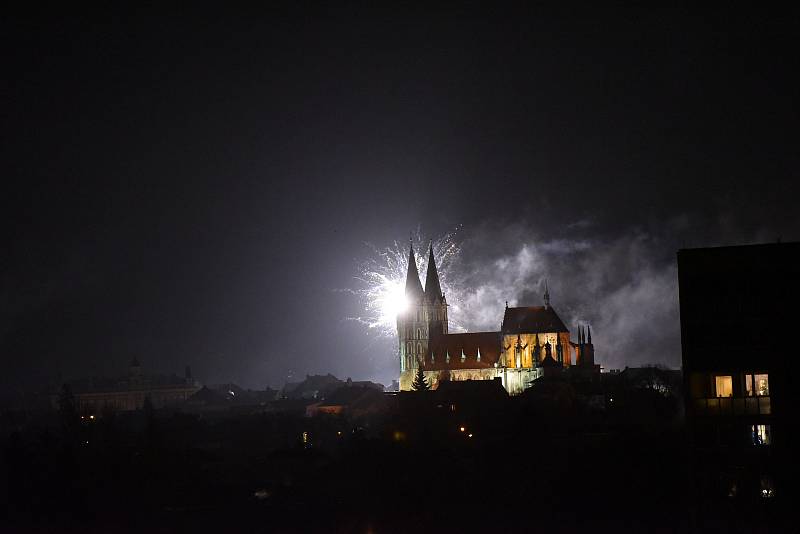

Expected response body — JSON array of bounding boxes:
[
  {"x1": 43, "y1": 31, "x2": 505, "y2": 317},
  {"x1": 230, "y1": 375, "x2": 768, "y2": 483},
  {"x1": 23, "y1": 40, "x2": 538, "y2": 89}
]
[{"x1": 411, "y1": 366, "x2": 430, "y2": 391}]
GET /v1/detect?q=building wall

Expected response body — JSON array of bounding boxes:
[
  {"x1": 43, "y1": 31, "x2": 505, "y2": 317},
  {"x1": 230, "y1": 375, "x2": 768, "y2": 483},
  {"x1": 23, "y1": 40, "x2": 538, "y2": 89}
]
[
  {"x1": 678, "y1": 242, "x2": 800, "y2": 502},
  {"x1": 425, "y1": 368, "x2": 500, "y2": 390},
  {"x1": 501, "y1": 332, "x2": 572, "y2": 368},
  {"x1": 501, "y1": 367, "x2": 543, "y2": 395},
  {"x1": 397, "y1": 301, "x2": 447, "y2": 375},
  {"x1": 69, "y1": 385, "x2": 201, "y2": 414},
  {"x1": 399, "y1": 369, "x2": 416, "y2": 391},
  {"x1": 402, "y1": 367, "x2": 542, "y2": 396}
]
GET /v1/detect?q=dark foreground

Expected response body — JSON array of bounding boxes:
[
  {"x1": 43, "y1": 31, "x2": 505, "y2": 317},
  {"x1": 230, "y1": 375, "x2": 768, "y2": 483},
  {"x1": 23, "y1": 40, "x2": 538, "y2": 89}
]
[{"x1": 1, "y1": 393, "x2": 790, "y2": 533}]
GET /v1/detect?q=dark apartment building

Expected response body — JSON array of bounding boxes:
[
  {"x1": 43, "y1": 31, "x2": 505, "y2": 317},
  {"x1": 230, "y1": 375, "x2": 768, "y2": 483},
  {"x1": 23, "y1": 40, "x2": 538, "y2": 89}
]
[{"x1": 678, "y1": 242, "x2": 800, "y2": 504}]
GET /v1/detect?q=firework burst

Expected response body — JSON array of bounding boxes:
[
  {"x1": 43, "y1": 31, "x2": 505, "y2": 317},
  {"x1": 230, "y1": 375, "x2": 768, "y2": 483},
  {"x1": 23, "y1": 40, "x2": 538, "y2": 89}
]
[{"x1": 351, "y1": 227, "x2": 467, "y2": 338}]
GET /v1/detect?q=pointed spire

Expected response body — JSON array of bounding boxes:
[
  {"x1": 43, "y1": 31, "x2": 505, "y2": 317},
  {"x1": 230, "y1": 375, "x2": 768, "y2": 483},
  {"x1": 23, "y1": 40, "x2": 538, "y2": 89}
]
[
  {"x1": 477, "y1": 347, "x2": 481, "y2": 362},
  {"x1": 587, "y1": 324, "x2": 592, "y2": 344},
  {"x1": 404, "y1": 240, "x2": 424, "y2": 301},
  {"x1": 543, "y1": 279, "x2": 550, "y2": 308},
  {"x1": 424, "y1": 242, "x2": 443, "y2": 302},
  {"x1": 461, "y1": 348, "x2": 466, "y2": 362},
  {"x1": 555, "y1": 333, "x2": 563, "y2": 363}
]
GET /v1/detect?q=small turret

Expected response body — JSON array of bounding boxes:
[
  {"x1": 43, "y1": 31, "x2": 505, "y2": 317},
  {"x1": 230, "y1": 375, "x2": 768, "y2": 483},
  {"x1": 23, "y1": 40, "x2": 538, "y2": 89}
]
[
  {"x1": 582, "y1": 324, "x2": 595, "y2": 366},
  {"x1": 543, "y1": 280, "x2": 551, "y2": 309},
  {"x1": 541, "y1": 337, "x2": 560, "y2": 367},
  {"x1": 555, "y1": 333, "x2": 563, "y2": 364}
]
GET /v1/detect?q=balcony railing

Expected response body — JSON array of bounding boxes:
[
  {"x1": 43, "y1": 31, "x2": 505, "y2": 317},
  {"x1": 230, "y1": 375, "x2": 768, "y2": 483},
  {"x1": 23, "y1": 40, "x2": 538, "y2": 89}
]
[{"x1": 693, "y1": 396, "x2": 771, "y2": 416}]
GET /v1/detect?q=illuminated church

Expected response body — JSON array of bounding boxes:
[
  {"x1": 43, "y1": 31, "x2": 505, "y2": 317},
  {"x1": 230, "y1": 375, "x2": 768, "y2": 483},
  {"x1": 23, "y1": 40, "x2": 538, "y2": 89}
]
[{"x1": 398, "y1": 243, "x2": 598, "y2": 394}]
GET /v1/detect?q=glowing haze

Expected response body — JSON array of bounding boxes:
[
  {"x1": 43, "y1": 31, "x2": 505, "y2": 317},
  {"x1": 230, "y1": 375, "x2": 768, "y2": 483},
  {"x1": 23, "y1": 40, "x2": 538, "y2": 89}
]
[
  {"x1": 351, "y1": 221, "x2": 684, "y2": 378},
  {"x1": 352, "y1": 228, "x2": 467, "y2": 336}
]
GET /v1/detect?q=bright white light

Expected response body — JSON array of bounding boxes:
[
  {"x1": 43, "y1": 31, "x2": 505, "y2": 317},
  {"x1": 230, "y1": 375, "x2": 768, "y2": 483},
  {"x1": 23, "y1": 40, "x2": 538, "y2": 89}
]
[
  {"x1": 350, "y1": 228, "x2": 465, "y2": 336},
  {"x1": 379, "y1": 281, "x2": 408, "y2": 322}
]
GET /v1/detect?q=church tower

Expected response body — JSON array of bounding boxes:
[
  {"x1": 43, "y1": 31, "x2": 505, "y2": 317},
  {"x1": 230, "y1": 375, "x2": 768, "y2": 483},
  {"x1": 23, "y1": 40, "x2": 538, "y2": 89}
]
[
  {"x1": 398, "y1": 242, "x2": 448, "y2": 390},
  {"x1": 423, "y1": 243, "x2": 448, "y2": 337}
]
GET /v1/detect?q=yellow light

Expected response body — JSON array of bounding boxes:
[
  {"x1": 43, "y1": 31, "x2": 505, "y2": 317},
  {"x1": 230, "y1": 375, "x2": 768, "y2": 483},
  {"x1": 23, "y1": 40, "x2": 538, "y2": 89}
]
[
  {"x1": 89, "y1": 415, "x2": 95, "y2": 420},
  {"x1": 459, "y1": 426, "x2": 465, "y2": 432}
]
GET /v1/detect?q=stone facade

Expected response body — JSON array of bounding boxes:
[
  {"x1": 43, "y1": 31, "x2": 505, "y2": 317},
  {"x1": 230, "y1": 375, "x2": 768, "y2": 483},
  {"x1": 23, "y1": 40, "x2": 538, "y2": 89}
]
[
  {"x1": 397, "y1": 242, "x2": 597, "y2": 395},
  {"x1": 55, "y1": 360, "x2": 200, "y2": 414}
]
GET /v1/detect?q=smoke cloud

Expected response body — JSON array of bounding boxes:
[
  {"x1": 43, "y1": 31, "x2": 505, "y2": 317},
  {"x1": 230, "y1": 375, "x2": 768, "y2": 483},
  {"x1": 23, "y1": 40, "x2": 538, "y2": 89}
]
[
  {"x1": 451, "y1": 223, "x2": 680, "y2": 370},
  {"x1": 354, "y1": 210, "x2": 789, "y2": 385}
]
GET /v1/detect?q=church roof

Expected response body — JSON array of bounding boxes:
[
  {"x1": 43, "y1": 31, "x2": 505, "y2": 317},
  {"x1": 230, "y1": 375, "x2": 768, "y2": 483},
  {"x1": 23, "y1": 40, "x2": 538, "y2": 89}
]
[
  {"x1": 404, "y1": 243, "x2": 424, "y2": 301},
  {"x1": 424, "y1": 243, "x2": 443, "y2": 303},
  {"x1": 501, "y1": 306, "x2": 569, "y2": 334},
  {"x1": 425, "y1": 331, "x2": 502, "y2": 370}
]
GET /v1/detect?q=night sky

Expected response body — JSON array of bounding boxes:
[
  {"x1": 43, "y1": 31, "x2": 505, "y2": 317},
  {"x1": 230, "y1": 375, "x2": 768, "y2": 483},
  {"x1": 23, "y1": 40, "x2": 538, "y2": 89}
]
[{"x1": 3, "y1": 6, "x2": 798, "y2": 390}]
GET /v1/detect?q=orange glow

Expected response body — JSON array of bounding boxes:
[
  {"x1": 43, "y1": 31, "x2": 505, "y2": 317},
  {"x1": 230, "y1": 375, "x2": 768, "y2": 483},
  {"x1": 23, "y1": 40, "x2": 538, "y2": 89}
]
[{"x1": 459, "y1": 426, "x2": 465, "y2": 432}]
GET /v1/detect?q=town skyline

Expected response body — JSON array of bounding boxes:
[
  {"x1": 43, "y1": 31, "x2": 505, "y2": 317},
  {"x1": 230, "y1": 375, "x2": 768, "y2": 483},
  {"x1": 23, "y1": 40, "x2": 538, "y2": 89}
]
[{"x1": 4, "y1": 6, "x2": 797, "y2": 392}]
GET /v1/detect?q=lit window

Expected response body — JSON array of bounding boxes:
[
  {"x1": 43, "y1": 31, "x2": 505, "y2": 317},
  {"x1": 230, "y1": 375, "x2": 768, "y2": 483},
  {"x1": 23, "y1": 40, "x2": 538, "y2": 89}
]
[
  {"x1": 715, "y1": 376, "x2": 733, "y2": 397},
  {"x1": 751, "y1": 424, "x2": 770, "y2": 445},
  {"x1": 755, "y1": 374, "x2": 769, "y2": 396},
  {"x1": 745, "y1": 373, "x2": 769, "y2": 396}
]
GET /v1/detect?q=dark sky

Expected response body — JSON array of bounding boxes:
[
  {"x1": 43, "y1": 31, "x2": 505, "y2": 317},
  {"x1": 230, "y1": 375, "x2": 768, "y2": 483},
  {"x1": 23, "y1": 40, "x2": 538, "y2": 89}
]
[{"x1": 3, "y1": 6, "x2": 798, "y2": 390}]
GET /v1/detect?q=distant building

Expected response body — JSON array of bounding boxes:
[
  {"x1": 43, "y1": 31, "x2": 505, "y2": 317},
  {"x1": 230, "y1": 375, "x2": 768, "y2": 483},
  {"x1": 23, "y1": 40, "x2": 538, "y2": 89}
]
[
  {"x1": 282, "y1": 374, "x2": 383, "y2": 400},
  {"x1": 678, "y1": 242, "x2": 800, "y2": 501},
  {"x1": 54, "y1": 358, "x2": 200, "y2": 414},
  {"x1": 183, "y1": 384, "x2": 279, "y2": 414},
  {"x1": 281, "y1": 373, "x2": 344, "y2": 400},
  {"x1": 398, "y1": 242, "x2": 599, "y2": 394},
  {"x1": 305, "y1": 385, "x2": 387, "y2": 418}
]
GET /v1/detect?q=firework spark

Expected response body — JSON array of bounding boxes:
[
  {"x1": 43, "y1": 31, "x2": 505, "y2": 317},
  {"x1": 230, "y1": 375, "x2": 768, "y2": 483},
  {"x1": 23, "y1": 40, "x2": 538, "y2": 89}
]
[{"x1": 351, "y1": 228, "x2": 467, "y2": 337}]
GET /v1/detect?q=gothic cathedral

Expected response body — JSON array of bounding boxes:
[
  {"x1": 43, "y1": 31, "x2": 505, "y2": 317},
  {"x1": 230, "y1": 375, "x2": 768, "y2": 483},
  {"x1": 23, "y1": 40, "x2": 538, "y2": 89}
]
[{"x1": 397, "y1": 243, "x2": 599, "y2": 394}]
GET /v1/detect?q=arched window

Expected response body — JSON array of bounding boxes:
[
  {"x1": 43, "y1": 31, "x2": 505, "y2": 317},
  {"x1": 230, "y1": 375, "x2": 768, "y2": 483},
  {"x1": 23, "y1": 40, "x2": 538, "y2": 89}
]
[{"x1": 417, "y1": 328, "x2": 421, "y2": 339}]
